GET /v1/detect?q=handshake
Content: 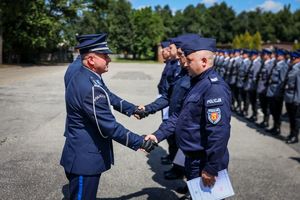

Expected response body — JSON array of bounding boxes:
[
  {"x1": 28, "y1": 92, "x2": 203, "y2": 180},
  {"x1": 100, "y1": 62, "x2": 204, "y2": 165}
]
[
  {"x1": 133, "y1": 105, "x2": 149, "y2": 120},
  {"x1": 139, "y1": 135, "x2": 158, "y2": 153}
]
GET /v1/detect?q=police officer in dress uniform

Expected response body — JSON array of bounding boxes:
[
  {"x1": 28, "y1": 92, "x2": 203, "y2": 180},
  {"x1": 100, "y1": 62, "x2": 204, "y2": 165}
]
[
  {"x1": 60, "y1": 33, "x2": 156, "y2": 200},
  {"x1": 256, "y1": 49, "x2": 275, "y2": 128},
  {"x1": 244, "y1": 50, "x2": 262, "y2": 122},
  {"x1": 266, "y1": 49, "x2": 289, "y2": 135},
  {"x1": 236, "y1": 50, "x2": 251, "y2": 116},
  {"x1": 229, "y1": 49, "x2": 243, "y2": 111},
  {"x1": 145, "y1": 37, "x2": 231, "y2": 200},
  {"x1": 284, "y1": 51, "x2": 300, "y2": 144}
]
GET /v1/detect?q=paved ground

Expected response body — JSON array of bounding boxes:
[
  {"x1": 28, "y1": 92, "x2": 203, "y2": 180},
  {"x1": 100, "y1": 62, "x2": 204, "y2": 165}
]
[{"x1": 0, "y1": 63, "x2": 299, "y2": 200}]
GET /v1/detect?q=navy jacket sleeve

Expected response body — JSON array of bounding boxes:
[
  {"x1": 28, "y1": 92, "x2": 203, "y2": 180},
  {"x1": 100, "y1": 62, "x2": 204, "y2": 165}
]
[
  {"x1": 203, "y1": 84, "x2": 231, "y2": 176},
  {"x1": 295, "y1": 71, "x2": 300, "y2": 104},
  {"x1": 106, "y1": 89, "x2": 136, "y2": 116},
  {"x1": 154, "y1": 112, "x2": 178, "y2": 142},
  {"x1": 82, "y1": 86, "x2": 143, "y2": 150}
]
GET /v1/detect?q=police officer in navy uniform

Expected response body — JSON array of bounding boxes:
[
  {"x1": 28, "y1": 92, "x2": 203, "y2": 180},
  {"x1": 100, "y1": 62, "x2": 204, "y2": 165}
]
[
  {"x1": 60, "y1": 33, "x2": 156, "y2": 200},
  {"x1": 256, "y1": 49, "x2": 274, "y2": 128},
  {"x1": 284, "y1": 51, "x2": 300, "y2": 144},
  {"x1": 137, "y1": 34, "x2": 201, "y2": 180},
  {"x1": 145, "y1": 37, "x2": 231, "y2": 200},
  {"x1": 266, "y1": 49, "x2": 289, "y2": 135}
]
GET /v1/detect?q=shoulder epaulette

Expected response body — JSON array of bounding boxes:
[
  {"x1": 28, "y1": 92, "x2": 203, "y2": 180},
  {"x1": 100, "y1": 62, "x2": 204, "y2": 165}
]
[{"x1": 209, "y1": 75, "x2": 219, "y2": 83}]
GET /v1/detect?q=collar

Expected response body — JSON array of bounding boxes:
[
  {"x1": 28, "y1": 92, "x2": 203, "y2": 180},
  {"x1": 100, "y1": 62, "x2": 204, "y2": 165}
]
[
  {"x1": 190, "y1": 67, "x2": 214, "y2": 86},
  {"x1": 81, "y1": 65, "x2": 104, "y2": 85}
]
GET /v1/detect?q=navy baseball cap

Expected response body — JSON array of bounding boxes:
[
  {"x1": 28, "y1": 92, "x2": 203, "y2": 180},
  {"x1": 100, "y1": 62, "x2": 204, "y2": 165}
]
[
  {"x1": 161, "y1": 41, "x2": 170, "y2": 48},
  {"x1": 182, "y1": 37, "x2": 216, "y2": 56}
]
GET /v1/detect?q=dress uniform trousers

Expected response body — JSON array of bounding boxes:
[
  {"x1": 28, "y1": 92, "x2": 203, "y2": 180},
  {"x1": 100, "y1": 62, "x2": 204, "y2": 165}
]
[
  {"x1": 258, "y1": 93, "x2": 269, "y2": 123},
  {"x1": 66, "y1": 172, "x2": 101, "y2": 200},
  {"x1": 286, "y1": 103, "x2": 300, "y2": 138},
  {"x1": 269, "y1": 96, "x2": 283, "y2": 129},
  {"x1": 248, "y1": 90, "x2": 257, "y2": 118}
]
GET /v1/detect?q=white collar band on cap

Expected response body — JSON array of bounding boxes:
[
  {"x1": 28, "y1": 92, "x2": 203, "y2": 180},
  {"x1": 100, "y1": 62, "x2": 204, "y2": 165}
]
[
  {"x1": 80, "y1": 42, "x2": 107, "y2": 49},
  {"x1": 90, "y1": 47, "x2": 109, "y2": 51}
]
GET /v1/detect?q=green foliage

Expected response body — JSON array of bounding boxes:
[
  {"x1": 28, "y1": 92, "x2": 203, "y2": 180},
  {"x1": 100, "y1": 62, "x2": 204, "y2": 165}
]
[
  {"x1": 131, "y1": 7, "x2": 164, "y2": 59},
  {"x1": 252, "y1": 31, "x2": 262, "y2": 50},
  {"x1": 233, "y1": 31, "x2": 262, "y2": 50},
  {"x1": 1, "y1": 0, "x2": 300, "y2": 63}
]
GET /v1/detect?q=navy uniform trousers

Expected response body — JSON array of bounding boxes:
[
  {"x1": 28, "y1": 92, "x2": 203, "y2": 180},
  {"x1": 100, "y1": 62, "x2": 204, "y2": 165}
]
[{"x1": 65, "y1": 172, "x2": 101, "y2": 200}]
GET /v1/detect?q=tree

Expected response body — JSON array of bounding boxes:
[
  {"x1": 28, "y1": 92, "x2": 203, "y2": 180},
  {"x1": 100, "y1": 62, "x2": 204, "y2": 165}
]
[
  {"x1": 131, "y1": 7, "x2": 164, "y2": 59},
  {"x1": 204, "y1": 2, "x2": 235, "y2": 43},
  {"x1": 154, "y1": 5, "x2": 175, "y2": 39},
  {"x1": 107, "y1": 0, "x2": 134, "y2": 55},
  {"x1": 252, "y1": 31, "x2": 262, "y2": 50},
  {"x1": 232, "y1": 35, "x2": 241, "y2": 48}
]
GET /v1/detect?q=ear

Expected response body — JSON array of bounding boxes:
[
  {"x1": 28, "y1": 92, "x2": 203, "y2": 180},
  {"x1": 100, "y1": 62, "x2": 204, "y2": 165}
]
[
  {"x1": 87, "y1": 56, "x2": 95, "y2": 66},
  {"x1": 201, "y1": 57, "x2": 208, "y2": 67}
]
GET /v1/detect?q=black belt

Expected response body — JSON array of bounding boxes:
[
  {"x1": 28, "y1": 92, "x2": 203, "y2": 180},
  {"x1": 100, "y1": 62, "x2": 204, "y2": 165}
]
[{"x1": 184, "y1": 151, "x2": 206, "y2": 158}]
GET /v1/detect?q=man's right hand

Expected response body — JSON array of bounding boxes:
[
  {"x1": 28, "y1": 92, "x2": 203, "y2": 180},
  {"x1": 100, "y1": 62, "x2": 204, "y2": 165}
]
[
  {"x1": 133, "y1": 105, "x2": 149, "y2": 119},
  {"x1": 140, "y1": 136, "x2": 158, "y2": 153}
]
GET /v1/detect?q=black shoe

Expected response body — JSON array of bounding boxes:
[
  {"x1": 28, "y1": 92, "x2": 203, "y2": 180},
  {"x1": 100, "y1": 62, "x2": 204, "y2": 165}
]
[
  {"x1": 176, "y1": 185, "x2": 188, "y2": 194},
  {"x1": 179, "y1": 192, "x2": 191, "y2": 200},
  {"x1": 286, "y1": 136, "x2": 299, "y2": 144},
  {"x1": 271, "y1": 128, "x2": 280, "y2": 136},
  {"x1": 247, "y1": 115, "x2": 257, "y2": 122},
  {"x1": 164, "y1": 171, "x2": 183, "y2": 180},
  {"x1": 161, "y1": 158, "x2": 173, "y2": 165},
  {"x1": 257, "y1": 121, "x2": 267, "y2": 128},
  {"x1": 161, "y1": 155, "x2": 170, "y2": 161},
  {"x1": 164, "y1": 167, "x2": 175, "y2": 175}
]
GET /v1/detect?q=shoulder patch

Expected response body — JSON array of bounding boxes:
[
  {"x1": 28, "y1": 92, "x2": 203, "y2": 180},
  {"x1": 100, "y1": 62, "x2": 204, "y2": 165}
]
[
  {"x1": 205, "y1": 98, "x2": 223, "y2": 107},
  {"x1": 90, "y1": 76, "x2": 102, "y2": 86},
  {"x1": 207, "y1": 108, "x2": 221, "y2": 124}
]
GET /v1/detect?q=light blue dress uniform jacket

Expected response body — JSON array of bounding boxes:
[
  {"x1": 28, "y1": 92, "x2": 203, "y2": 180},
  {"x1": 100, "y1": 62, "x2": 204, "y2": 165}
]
[
  {"x1": 284, "y1": 62, "x2": 300, "y2": 104},
  {"x1": 257, "y1": 59, "x2": 274, "y2": 94},
  {"x1": 236, "y1": 58, "x2": 251, "y2": 88},
  {"x1": 266, "y1": 60, "x2": 289, "y2": 98},
  {"x1": 244, "y1": 57, "x2": 262, "y2": 91}
]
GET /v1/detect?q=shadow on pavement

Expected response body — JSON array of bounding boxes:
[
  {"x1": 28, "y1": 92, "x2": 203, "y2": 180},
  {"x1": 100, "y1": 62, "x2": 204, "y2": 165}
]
[
  {"x1": 289, "y1": 157, "x2": 300, "y2": 164},
  {"x1": 61, "y1": 146, "x2": 184, "y2": 199},
  {"x1": 98, "y1": 187, "x2": 179, "y2": 200}
]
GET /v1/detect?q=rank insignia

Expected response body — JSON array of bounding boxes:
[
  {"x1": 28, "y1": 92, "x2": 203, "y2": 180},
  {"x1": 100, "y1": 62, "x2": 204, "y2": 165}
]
[{"x1": 207, "y1": 108, "x2": 221, "y2": 124}]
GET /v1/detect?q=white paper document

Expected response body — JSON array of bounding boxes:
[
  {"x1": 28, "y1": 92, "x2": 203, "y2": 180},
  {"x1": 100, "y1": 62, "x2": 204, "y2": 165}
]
[
  {"x1": 172, "y1": 149, "x2": 185, "y2": 167},
  {"x1": 187, "y1": 169, "x2": 234, "y2": 200}
]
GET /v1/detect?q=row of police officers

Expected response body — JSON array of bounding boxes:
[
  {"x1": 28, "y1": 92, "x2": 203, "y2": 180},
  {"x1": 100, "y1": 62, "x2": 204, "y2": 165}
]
[{"x1": 214, "y1": 48, "x2": 300, "y2": 144}]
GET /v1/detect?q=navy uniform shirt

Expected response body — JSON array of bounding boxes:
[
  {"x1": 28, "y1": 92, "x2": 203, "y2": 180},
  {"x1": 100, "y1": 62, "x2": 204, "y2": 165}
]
[
  {"x1": 284, "y1": 62, "x2": 300, "y2": 104},
  {"x1": 244, "y1": 57, "x2": 262, "y2": 91},
  {"x1": 257, "y1": 59, "x2": 274, "y2": 94},
  {"x1": 60, "y1": 65, "x2": 143, "y2": 175},
  {"x1": 154, "y1": 68, "x2": 231, "y2": 176},
  {"x1": 266, "y1": 60, "x2": 289, "y2": 97},
  {"x1": 236, "y1": 58, "x2": 251, "y2": 88}
]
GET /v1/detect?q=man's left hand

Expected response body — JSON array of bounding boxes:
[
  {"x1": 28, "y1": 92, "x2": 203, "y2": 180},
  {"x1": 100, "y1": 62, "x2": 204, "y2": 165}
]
[{"x1": 201, "y1": 170, "x2": 216, "y2": 187}]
